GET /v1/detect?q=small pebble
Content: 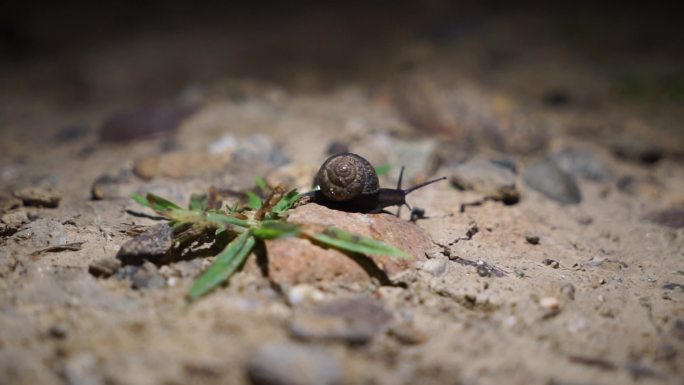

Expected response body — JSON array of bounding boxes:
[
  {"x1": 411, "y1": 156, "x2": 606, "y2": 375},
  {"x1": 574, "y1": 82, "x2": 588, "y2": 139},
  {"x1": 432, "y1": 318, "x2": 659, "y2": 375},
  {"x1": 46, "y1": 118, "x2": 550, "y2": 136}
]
[
  {"x1": 247, "y1": 343, "x2": 342, "y2": 385},
  {"x1": 100, "y1": 101, "x2": 198, "y2": 142},
  {"x1": 91, "y1": 173, "x2": 128, "y2": 200},
  {"x1": 116, "y1": 223, "x2": 173, "y2": 265},
  {"x1": 525, "y1": 234, "x2": 540, "y2": 245},
  {"x1": 13, "y1": 187, "x2": 62, "y2": 208},
  {"x1": 644, "y1": 208, "x2": 684, "y2": 229},
  {"x1": 421, "y1": 258, "x2": 448, "y2": 277},
  {"x1": 287, "y1": 285, "x2": 326, "y2": 305},
  {"x1": 1, "y1": 211, "x2": 29, "y2": 229},
  {"x1": 550, "y1": 147, "x2": 613, "y2": 182},
  {"x1": 610, "y1": 138, "x2": 663, "y2": 164},
  {"x1": 539, "y1": 297, "x2": 560, "y2": 311},
  {"x1": 0, "y1": 192, "x2": 22, "y2": 213},
  {"x1": 450, "y1": 158, "x2": 520, "y2": 204},
  {"x1": 561, "y1": 283, "x2": 576, "y2": 300},
  {"x1": 542, "y1": 259, "x2": 559, "y2": 268},
  {"x1": 48, "y1": 323, "x2": 69, "y2": 339},
  {"x1": 523, "y1": 160, "x2": 581, "y2": 204},
  {"x1": 290, "y1": 296, "x2": 391, "y2": 344},
  {"x1": 131, "y1": 262, "x2": 165, "y2": 290},
  {"x1": 388, "y1": 323, "x2": 427, "y2": 345},
  {"x1": 88, "y1": 257, "x2": 122, "y2": 278}
]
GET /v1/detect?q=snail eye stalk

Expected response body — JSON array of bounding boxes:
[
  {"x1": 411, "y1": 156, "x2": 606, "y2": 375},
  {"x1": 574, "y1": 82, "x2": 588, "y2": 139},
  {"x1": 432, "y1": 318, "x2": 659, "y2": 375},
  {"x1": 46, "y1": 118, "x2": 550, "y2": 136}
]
[{"x1": 395, "y1": 166, "x2": 407, "y2": 217}]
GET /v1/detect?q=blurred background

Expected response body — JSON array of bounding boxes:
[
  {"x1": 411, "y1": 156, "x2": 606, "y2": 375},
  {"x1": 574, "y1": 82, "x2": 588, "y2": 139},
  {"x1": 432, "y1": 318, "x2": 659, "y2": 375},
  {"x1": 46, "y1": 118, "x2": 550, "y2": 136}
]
[
  {"x1": 0, "y1": 0, "x2": 682, "y2": 184},
  {"x1": 2, "y1": 1, "x2": 682, "y2": 114}
]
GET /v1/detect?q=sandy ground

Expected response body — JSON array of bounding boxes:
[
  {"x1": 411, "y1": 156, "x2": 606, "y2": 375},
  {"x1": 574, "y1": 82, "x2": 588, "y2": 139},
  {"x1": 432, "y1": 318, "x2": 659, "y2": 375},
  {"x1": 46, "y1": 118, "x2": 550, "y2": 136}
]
[{"x1": 1, "y1": 4, "x2": 683, "y2": 385}]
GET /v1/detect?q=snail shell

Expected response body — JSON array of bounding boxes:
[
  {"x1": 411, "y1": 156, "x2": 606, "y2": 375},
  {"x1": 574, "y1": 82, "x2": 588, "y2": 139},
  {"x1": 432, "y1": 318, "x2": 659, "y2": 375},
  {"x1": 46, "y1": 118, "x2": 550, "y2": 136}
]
[{"x1": 315, "y1": 153, "x2": 379, "y2": 202}]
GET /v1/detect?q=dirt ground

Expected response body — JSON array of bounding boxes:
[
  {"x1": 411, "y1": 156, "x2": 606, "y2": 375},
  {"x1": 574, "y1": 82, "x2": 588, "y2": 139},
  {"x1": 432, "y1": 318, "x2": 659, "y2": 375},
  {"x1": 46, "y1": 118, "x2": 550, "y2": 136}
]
[{"x1": 1, "y1": 3, "x2": 683, "y2": 385}]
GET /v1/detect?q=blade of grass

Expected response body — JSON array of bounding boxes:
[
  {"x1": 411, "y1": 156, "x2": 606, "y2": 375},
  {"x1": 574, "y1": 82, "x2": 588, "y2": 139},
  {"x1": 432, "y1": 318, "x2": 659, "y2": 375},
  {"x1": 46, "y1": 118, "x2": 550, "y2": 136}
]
[
  {"x1": 269, "y1": 190, "x2": 301, "y2": 217},
  {"x1": 189, "y1": 193, "x2": 208, "y2": 211},
  {"x1": 251, "y1": 220, "x2": 300, "y2": 239},
  {"x1": 147, "y1": 193, "x2": 182, "y2": 210},
  {"x1": 132, "y1": 194, "x2": 151, "y2": 208},
  {"x1": 205, "y1": 212, "x2": 250, "y2": 229},
  {"x1": 254, "y1": 177, "x2": 268, "y2": 193},
  {"x1": 375, "y1": 164, "x2": 391, "y2": 176},
  {"x1": 188, "y1": 231, "x2": 256, "y2": 300},
  {"x1": 305, "y1": 226, "x2": 411, "y2": 259},
  {"x1": 246, "y1": 192, "x2": 262, "y2": 210}
]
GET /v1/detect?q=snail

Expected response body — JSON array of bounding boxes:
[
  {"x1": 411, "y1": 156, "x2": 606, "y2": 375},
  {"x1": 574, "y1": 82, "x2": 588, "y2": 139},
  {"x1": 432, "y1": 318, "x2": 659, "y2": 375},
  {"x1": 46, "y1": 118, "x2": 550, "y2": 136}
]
[{"x1": 310, "y1": 152, "x2": 446, "y2": 214}]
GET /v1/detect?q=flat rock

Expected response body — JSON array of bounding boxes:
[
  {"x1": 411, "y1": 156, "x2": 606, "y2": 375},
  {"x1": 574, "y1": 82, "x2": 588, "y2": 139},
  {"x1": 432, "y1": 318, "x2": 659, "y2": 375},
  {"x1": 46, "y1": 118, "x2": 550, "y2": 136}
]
[
  {"x1": 13, "y1": 187, "x2": 62, "y2": 208},
  {"x1": 609, "y1": 137, "x2": 663, "y2": 164},
  {"x1": 0, "y1": 191, "x2": 22, "y2": 213},
  {"x1": 263, "y1": 203, "x2": 430, "y2": 284},
  {"x1": 88, "y1": 256, "x2": 122, "y2": 278},
  {"x1": 550, "y1": 147, "x2": 613, "y2": 182},
  {"x1": 523, "y1": 160, "x2": 581, "y2": 204},
  {"x1": 644, "y1": 208, "x2": 684, "y2": 229},
  {"x1": 450, "y1": 158, "x2": 519, "y2": 204},
  {"x1": 133, "y1": 151, "x2": 231, "y2": 180},
  {"x1": 100, "y1": 101, "x2": 199, "y2": 142},
  {"x1": 116, "y1": 223, "x2": 173, "y2": 265},
  {"x1": 91, "y1": 172, "x2": 131, "y2": 200},
  {"x1": 1, "y1": 211, "x2": 30, "y2": 229},
  {"x1": 247, "y1": 343, "x2": 342, "y2": 385},
  {"x1": 290, "y1": 295, "x2": 391, "y2": 344}
]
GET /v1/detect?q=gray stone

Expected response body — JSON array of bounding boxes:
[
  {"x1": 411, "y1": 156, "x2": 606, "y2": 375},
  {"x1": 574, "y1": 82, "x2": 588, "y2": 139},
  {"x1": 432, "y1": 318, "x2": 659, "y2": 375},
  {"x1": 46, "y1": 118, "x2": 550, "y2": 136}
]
[
  {"x1": 525, "y1": 234, "x2": 540, "y2": 245},
  {"x1": 90, "y1": 173, "x2": 128, "y2": 200},
  {"x1": 1, "y1": 211, "x2": 29, "y2": 230},
  {"x1": 421, "y1": 258, "x2": 448, "y2": 277},
  {"x1": 561, "y1": 283, "x2": 576, "y2": 300},
  {"x1": 450, "y1": 158, "x2": 519, "y2": 204},
  {"x1": 100, "y1": 101, "x2": 199, "y2": 142},
  {"x1": 247, "y1": 343, "x2": 342, "y2": 385},
  {"x1": 131, "y1": 262, "x2": 165, "y2": 289},
  {"x1": 13, "y1": 187, "x2": 62, "y2": 208},
  {"x1": 88, "y1": 257, "x2": 122, "y2": 278},
  {"x1": 116, "y1": 223, "x2": 173, "y2": 265},
  {"x1": 290, "y1": 296, "x2": 391, "y2": 344},
  {"x1": 644, "y1": 208, "x2": 684, "y2": 229},
  {"x1": 610, "y1": 138, "x2": 663, "y2": 164},
  {"x1": 523, "y1": 160, "x2": 581, "y2": 204},
  {"x1": 551, "y1": 147, "x2": 613, "y2": 182},
  {"x1": 232, "y1": 134, "x2": 290, "y2": 168},
  {"x1": 0, "y1": 191, "x2": 22, "y2": 213}
]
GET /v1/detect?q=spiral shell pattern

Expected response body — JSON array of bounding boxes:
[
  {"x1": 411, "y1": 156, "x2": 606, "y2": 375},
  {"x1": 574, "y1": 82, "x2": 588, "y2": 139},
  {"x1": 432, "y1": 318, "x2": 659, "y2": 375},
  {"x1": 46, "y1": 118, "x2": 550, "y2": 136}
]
[{"x1": 315, "y1": 153, "x2": 379, "y2": 201}]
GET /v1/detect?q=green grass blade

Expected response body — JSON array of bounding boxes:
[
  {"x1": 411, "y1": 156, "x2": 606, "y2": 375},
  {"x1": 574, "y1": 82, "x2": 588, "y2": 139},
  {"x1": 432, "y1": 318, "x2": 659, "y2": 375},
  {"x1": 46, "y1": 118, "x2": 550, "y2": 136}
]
[
  {"x1": 132, "y1": 194, "x2": 152, "y2": 208},
  {"x1": 246, "y1": 192, "x2": 263, "y2": 210},
  {"x1": 205, "y1": 212, "x2": 249, "y2": 230},
  {"x1": 309, "y1": 227, "x2": 411, "y2": 259},
  {"x1": 188, "y1": 232, "x2": 256, "y2": 300},
  {"x1": 254, "y1": 177, "x2": 268, "y2": 193},
  {"x1": 270, "y1": 190, "x2": 301, "y2": 216},
  {"x1": 146, "y1": 193, "x2": 182, "y2": 212},
  {"x1": 252, "y1": 220, "x2": 300, "y2": 239},
  {"x1": 375, "y1": 164, "x2": 391, "y2": 176},
  {"x1": 189, "y1": 193, "x2": 208, "y2": 210}
]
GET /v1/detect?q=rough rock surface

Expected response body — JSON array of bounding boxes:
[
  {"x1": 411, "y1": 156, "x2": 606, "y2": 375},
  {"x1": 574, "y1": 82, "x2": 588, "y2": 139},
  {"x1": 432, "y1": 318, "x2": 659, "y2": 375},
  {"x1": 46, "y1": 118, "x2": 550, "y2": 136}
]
[
  {"x1": 523, "y1": 160, "x2": 582, "y2": 204},
  {"x1": 262, "y1": 203, "x2": 431, "y2": 284},
  {"x1": 13, "y1": 187, "x2": 62, "y2": 208},
  {"x1": 450, "y1": 158, "x2": 519, "y2": 203}
]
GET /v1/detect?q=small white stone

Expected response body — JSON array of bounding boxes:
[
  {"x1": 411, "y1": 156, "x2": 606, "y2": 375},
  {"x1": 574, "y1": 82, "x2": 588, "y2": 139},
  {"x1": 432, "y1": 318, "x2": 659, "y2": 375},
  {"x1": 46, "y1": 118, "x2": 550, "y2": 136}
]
[
  {"x1": 421, "y1": 258, "x2": 448, "y2": 277},
  {"x1": 539, "y1": 296, "x2": 560, "y2": 310},
  {"x1": 287, "y1": 284, "x2": 325, "y2": 305}
]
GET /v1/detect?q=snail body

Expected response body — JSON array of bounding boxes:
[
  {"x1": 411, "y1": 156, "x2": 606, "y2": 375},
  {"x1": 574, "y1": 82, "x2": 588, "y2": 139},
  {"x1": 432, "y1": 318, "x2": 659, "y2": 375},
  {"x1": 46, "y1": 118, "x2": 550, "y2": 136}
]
[{"x1": 313, "y1": 152, "x2": 445, "y2": 214}]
